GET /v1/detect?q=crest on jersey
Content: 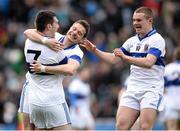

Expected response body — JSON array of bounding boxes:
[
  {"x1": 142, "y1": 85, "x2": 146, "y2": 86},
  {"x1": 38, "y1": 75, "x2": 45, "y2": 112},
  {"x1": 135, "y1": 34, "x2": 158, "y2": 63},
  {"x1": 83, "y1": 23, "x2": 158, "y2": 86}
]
[{"x1": 144, "y1": 44, "x2": 149, "y2": 52}]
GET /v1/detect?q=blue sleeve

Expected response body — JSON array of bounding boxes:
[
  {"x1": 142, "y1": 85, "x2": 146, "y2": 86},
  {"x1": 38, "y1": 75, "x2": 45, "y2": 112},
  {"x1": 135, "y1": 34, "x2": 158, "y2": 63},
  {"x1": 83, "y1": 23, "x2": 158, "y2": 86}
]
[
  {"x1": 148, "y1": 47, "x2": 161, "y2": 58},
  {"x1": 120, "y1": 47, "x2": 131, "y2": 56},
  {"x1": 69, "y1": 55, "x2": 82, "y2": 64}
]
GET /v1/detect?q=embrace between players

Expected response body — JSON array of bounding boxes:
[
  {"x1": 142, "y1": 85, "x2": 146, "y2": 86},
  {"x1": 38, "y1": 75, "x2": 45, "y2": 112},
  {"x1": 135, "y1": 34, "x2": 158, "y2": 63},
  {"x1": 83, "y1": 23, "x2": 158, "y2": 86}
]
[{"x1": 19, "y1": 6, "x2": 166, "y2": 130}]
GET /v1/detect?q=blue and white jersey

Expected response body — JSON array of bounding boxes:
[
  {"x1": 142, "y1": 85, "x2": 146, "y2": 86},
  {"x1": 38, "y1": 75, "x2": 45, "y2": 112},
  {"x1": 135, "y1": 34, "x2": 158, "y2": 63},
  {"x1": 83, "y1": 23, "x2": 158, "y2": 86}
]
[
  {"x1": 58, "y1": 35, "x2": 83, "y2": 64},
  {"x1": 24, "y1": 33, "x2": 68, "y2": 106},
  {"x1": 53, "y1": 34, "x2": 84, "y2": 84},
  {"x1": 25, "y1": 32, "x2": 83, "y2": 106},
  {"x1": 120, "y1": 29, "x2": 166, "y2": 94},
  {"x1": 68, "y1": 78, "x2": 91, "y2": 110},
  {"x1": 164, "y1": 61, "x2": 180, "y2": 109}
]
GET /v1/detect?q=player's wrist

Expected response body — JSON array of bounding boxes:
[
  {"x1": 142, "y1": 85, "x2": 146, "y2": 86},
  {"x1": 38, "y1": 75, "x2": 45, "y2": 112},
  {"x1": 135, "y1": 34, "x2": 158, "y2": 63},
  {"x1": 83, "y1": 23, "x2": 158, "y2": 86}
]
[
  {"x1": 92, "y1": 45, "x2": 97, "y2": 52},
  {"x1": 41, "y1": 37, "x2": 48, "y2": 45},
  {"x1": 40, "y1": 65, "x2": 46, "y2": 72}
]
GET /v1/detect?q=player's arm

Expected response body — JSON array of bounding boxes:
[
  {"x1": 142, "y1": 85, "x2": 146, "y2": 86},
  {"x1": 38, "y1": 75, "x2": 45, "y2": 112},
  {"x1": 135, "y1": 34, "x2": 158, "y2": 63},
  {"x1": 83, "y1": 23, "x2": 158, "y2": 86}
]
[
  {"x1": 80, "y1": 39, "x2": 120, "y2": 64},
  {"x1": 24, "y1": 29, "x2": 63, "y2": 51},
  {"x1": 30, "y1": 59, "x2": 80, "y2": 76},
  {"x1": 114, "y1": 48, "x2": 157, "y2": 68}
]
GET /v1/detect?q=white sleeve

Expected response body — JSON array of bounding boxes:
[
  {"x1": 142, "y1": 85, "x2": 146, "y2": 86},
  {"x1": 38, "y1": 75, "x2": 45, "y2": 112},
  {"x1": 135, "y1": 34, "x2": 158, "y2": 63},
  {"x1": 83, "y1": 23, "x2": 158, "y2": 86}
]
[
  {"x1": 55, "y1": 32, "x2": 64, "y2": 41},
  {"x1": 120, "y1": 37, "x2": 134, "y2": 55}
]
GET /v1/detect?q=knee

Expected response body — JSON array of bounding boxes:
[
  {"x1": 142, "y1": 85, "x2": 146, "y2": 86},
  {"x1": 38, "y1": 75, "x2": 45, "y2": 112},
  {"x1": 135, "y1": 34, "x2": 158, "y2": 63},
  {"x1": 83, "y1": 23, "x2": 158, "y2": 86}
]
[
  {"x1": 140, "y1": 123, "x2": 153, "y2": 130},
  {"x1": 116, "y1": 120, "x2": 128, "y2": 130}
]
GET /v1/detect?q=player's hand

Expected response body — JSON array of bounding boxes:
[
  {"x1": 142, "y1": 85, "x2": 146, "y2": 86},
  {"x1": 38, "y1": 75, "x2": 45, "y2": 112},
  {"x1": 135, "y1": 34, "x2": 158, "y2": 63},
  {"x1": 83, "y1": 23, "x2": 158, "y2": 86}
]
[
  {"x1": 30, "y1": 60, "x2": 42, "y2": 73},
  {"x1": 79, "y1": 39, "x2": 96, "y2": 52},
  {"x1": 45, "y1": 38, "x2": 64, "y2": 52},
  {"x1": 113, "y1": 48, "x2": 124, "y2": 58}
]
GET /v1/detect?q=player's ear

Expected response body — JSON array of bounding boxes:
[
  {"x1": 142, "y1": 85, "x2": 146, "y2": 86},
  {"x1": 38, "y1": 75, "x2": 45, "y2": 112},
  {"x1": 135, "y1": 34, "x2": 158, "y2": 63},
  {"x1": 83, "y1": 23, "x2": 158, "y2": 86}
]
[
  {"x1": 47, "y1": 24, "x2": 52, "y2": 29},
  {"x1": 149, "y1": 18, "x2": 153, "y2": 23}
]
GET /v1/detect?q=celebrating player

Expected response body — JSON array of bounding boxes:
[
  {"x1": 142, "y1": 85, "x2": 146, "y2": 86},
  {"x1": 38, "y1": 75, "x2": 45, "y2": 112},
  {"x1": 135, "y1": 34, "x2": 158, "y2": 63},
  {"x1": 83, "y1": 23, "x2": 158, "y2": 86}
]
[
  {"x1": 19, "y1": 10, "x2": 90, "y2": 130},
  {"x1": 81, "y1": 6, "x2": 166, "y2": 130}
]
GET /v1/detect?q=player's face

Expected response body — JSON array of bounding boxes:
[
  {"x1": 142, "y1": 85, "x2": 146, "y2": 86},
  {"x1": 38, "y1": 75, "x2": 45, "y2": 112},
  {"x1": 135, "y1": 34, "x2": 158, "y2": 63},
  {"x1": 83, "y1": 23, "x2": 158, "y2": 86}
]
[
  {"x1": 51, "y1": 17, "x2": 60, "y2": 33},
  {"x1": 66, "y1": 23, "x2": 86, "y2": 43},
  {"x1": 133, "y1": 12, "x2": 152, "y2": 38}
]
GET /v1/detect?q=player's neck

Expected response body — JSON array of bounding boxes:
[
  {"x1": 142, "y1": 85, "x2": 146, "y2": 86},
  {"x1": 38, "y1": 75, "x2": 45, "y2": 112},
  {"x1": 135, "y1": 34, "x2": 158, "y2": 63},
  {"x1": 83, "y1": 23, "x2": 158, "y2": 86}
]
[
  {"x1": 139, "y1": 27, "x2": 153, "y2": 38},
  {"x1": 63, "y1": 36, "x2": 74, "y2": 48},
  {"x1": 40, "y1": 30, "x2": 55, "y2": 38}
]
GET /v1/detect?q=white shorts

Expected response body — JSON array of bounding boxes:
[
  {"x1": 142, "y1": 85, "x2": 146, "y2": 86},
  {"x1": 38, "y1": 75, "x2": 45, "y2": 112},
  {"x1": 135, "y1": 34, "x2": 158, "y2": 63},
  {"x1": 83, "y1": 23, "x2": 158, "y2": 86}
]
[
  {"x1": 29, "y1": 102, "x2": 71, "y2": 129},
  {"x1": 164, "y1": 108, "x2": 180, "y2": 119},
  {"x1": 70, "y1": 107, "x2": 94, "y2": 129},
  {"x1": 18, "y1": 80, "x2": 29, "y2": 114},
  {"x1": 119, "y1": 90, "x2": 164, "y2": 111}
]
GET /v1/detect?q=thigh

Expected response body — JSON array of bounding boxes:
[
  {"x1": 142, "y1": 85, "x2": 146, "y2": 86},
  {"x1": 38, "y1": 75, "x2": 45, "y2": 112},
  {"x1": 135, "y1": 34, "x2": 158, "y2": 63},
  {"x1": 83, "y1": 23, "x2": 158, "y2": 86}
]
[
  {"x1": 165, "y1": 119, "x2": 178, "y2": 130},
  {"x1": 21, "y1": 112, "x2": 35, "y2": 130},
  {"x1": 140, "y1": 108, "x2": 157, "y2": 129},
  {"x1": 116, "y1": 106, "x2": 140, "y2": 130},
  {"x1": 164, "y1": 108, "x2": 179, "y2": 130}
]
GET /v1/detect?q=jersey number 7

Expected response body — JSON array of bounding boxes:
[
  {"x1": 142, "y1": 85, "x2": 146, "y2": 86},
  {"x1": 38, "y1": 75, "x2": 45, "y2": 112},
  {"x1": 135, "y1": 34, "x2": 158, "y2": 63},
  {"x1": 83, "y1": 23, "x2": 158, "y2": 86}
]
[
  {"x1": 27, "y1": 49, "x2": 41, "y2": 61},
  {"x1": 27, "y1": 49, "x2": 41, "y2": 73}
]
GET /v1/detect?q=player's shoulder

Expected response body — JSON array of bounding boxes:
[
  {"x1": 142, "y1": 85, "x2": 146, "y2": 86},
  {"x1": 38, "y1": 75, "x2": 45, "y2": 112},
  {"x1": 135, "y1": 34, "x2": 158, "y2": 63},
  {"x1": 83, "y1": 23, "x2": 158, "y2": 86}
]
[
  {"x1": 128, "y1": 35, "x2": 137, "y2": 41},
  {"x1": 25, "y1": 38, "x2": 39, "y2": 46},
  {"x1": 55, "y1": 32, "x2": 65, "y2": 41},
  {"x1": 151, "y1": 32, "x2": 165, "y2": 41},
  {"x1": 55, "y1": 32, "x2": 63, "y2": 37},
  {"x1": 72, "y1": 44, "x2": 84, "y2": 55},
  {"x1": 124, "y1": 35, "x2": 137, "y2": 44}
]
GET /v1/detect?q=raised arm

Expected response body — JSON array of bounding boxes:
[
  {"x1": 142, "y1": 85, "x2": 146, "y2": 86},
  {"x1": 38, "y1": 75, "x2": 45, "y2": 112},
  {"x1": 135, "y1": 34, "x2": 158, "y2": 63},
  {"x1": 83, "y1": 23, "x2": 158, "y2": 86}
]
[
  {"x1": 80, "y1": 39, "x2": 120, "y2": 64},
  {"x1": 24, "y1": 29, "x2": 63, "y2": 51},
  {"x1": 114, "y1": 48, "x2": 157, "y2": 68},
  {"x1": 30, "y1": 59, "x2": 80, "y2": 76}
]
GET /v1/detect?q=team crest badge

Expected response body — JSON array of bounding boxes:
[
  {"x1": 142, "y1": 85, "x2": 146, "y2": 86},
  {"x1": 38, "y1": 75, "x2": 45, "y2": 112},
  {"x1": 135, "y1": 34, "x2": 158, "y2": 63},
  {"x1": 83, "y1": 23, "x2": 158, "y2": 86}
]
[{"x1": 144, "y1": 44, "x2": 149, "y2": 52}]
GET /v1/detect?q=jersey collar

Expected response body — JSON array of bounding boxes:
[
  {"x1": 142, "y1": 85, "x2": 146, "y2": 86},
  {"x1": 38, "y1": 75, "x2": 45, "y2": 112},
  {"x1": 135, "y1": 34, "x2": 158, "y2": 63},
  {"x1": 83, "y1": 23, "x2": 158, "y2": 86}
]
[
  {"x1": 137, "y1": 29, "x2": 157, "y2": 41},
  {"x1": 58, "y1": 36, "x2": 77, "y2": 50}
]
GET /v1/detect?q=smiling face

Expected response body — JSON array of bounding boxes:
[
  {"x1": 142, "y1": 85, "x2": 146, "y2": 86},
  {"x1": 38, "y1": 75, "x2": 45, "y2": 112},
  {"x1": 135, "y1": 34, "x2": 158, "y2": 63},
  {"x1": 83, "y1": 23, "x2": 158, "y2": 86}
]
[
  {"x1": 133, "y1": 12, "x2": 153, "y2": 38},
  {"x1": 66, "y1": 23, "x2": 86, "y2": 43}
]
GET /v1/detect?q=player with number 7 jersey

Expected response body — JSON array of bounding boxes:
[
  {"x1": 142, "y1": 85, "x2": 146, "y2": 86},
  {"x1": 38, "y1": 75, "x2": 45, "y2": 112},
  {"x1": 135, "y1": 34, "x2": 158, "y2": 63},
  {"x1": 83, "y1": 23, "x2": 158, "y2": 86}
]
[
  {"x1": 19, "y1": 10, "x2": 90, "y2": 130},
  {"x1": 24, "y1": 32, "x2": 68, "y2": 107}
]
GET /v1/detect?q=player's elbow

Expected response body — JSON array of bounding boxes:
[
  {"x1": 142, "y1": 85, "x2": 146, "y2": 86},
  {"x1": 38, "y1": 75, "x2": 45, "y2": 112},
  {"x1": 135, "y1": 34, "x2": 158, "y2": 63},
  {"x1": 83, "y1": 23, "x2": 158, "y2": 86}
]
[
  {"x1": 68, "y1": 70, "x2": 76, "y2": 76},
  {"x1": 23, "y1": 30, "x2": 28, "y2": 37},
  {"x1": 23, "y1": 29, "x2": 35, "y2": 37},
  {"x1": 143, "y1": 61, "x2": 154, "y2": 68},
  {"x1": 109, "y1": 55, "x2": 120, "y2": 64},
  {"x1": 24, "y1": 29, "x2": 32, "y2": 38},
  {"x1": 66, "y1": 68, "x2": 77, "y2": 76}
]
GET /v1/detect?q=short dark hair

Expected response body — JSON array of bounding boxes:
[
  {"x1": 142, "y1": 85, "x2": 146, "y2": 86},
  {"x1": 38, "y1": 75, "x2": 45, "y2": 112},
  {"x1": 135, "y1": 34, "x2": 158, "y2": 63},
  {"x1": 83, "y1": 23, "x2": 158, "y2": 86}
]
[
  {"x1": 35, "y1": 10, "x2": 56, "y2": 32},
  {"x1": 75, "y1": 20, "x2": 90, "y2": 38},
  {"x1": 135, "y1": 6, "x2": 153, "y2": 19}
]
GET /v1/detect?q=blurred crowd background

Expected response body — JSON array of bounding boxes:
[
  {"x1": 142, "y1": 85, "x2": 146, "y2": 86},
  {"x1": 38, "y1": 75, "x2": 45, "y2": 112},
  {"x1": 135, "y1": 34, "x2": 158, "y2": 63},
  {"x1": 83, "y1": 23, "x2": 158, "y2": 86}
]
[{"x1": 0, "y1": 0, "x2": 180, "y2": 130}]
